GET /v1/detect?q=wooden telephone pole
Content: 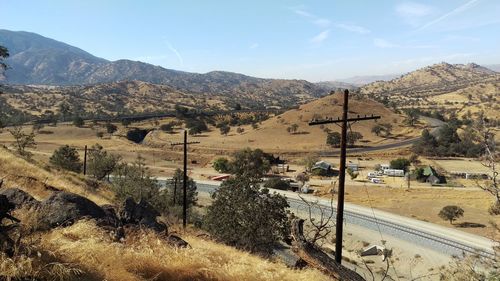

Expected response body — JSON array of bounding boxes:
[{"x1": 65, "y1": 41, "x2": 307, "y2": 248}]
[
  {"x1": 83, "y1": 145, "x2": 87, "y2": 175},
  {"x1": 309, "y1": 89, "x2": 381, "y2": 264},
  {"x1": 171, "y1": 130, "x2": 200, "y2": 229}
]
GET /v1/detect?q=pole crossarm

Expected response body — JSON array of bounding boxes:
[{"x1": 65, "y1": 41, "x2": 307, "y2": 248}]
[
  {"x1": 308, "y1": 114, "x2": 381, "y2": 126},
  {"x1": 171, "y1": 141, "x2": 200, "y2": 146},
  {"x1": 304, "y1": 89, "x2": 384, "y2": 264},
  {"x1": 170, "y1": 131, "x2": 200, "y2": 230}
]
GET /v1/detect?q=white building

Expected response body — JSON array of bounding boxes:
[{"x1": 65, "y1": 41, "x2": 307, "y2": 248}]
[{"x1": 383, "y1": 169, "x2": 405, "y2": 177}]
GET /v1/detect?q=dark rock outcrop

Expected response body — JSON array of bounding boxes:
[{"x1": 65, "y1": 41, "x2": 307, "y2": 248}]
[
  {"x1": 166, "y1": 234, "x2": 189, "y2": 248},
  {"x1": 0, "y1": 188, "x2": 40, "y2": 208},
  {"x1": 40, "y1": 191, "x2": 107, "y2": 227},
  {"x1": 100, "y1": 204, "x2": 120, "y2": 227},
  {"x1": 119, "y1": 198, "x2": 166, "y2": 233}
]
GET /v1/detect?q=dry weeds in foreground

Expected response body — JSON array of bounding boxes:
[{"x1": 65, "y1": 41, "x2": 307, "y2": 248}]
[
  {"x1": 40, "y1": 220, "x2": 330, "y2": 281},
  {"x1": 0, "y1": 146, "x2": 113, "y2": 205}
]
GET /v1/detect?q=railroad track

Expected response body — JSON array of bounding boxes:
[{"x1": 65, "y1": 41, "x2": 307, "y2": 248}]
[
  {"x1": 287, "y1": 197, "x2": 495, "y2": 259},
  {"x1": 195, "y1": 182, "x2": 495, "y2": 260}
]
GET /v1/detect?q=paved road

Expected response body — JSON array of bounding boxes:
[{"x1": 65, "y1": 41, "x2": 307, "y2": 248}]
[
  {"x1": 183, "y1": 180, "x2": 496, "y2": 259},
  {"x1": 318, "y1": 116, "x2": 445, "y2": 156}
]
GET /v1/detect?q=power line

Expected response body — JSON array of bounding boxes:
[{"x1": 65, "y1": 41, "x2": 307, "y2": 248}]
[
  {"x1": 308, "y1": 89, "x2": 381, "y2": 264},
  {"x1": 171, "y1": 130, "x2": 200, "y2": 229}
]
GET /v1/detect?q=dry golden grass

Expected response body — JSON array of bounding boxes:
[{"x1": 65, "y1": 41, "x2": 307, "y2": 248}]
[
  {"x1": 40, "y1": 220, "x2": 330, "y2": 281},
  {"x1": 0, "y1": 146, "x2": 113, "y2": 204},
  {"x1": 0, "y1": 147, "x2": 331, "y2": 281},
  {"x1": 316, "y1": 184, "x2": 500, "y2": 240},
  {"x1": 148, "y1": 94, "x2": 416, "y2": 153}
]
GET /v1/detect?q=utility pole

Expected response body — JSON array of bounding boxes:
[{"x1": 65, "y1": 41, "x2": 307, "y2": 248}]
[
  {"x1": 309, "y1": 89, "x2": 381, "y2": 264},
  {"x1": 173, "y1": 177, "x2": 178, "y2": 205},
  {"x1": 171, "y1": 130, "x2": 200, "y2": 229},
  {"x1": 83, "y1": 145, "x2": 87, "y2": 175}
]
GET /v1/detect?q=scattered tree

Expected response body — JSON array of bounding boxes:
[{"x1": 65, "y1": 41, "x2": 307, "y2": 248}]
[
  {"x1": 87, "y1": 144, "x2": 120, "y2": 180},
  {"x1": 112, "y1": 155, "x2": 166, "y2": 210},
  {"x1": 212, "y1": 157, "x2": 230, "y2": 173},
  {"x1": 236, "y1": 127, "x2": 244, "y2": 134},
  {"x1": 105, "y1": 123, "x2": 117, "y2": 134},
  {"x1": 390, "y1": 158, "x2": 411, "y2": 171},
  {"x1": 288, "y1": 123, "x2": 299, "y2": 134},
  {"x1": 371, "y1": 124, "x2": 384, "y2": 136},
  {"x1": 404, "y1": 108, "x2": 419, "y2": 126},
  {"x1": 347, "y1": 131, "x2": 363, "y2": 147},
  {"x1": 227, "y1": 148, "x2": 271, "y2": 182},
  {"x1": 8, "y1": 126, "x2": 36, "y2": 158},
  {"x1": 438, "y1": 205, "x2": 464, "y2": 225},
  {"x1": 72, "y1": 116, "x2": 84, "y2": 128},
  {"x1": 326, "y1": 132, "x2": 341, "y2": 147},
  {"x1": 186, "y1": 119, "x2": 208, "y2": 135},
  {"x1": 160, "y1": 122, "x2": 174, "y2": 133},
  {"x1": 32, "y1": 121, "x2": 44, "y2": 133},
  {"x1": 205, "y1": 176, "x2": 290, "y2": 254},
  {"x1": 169, "y1": 168, "x2": 198, "y2": 209},
  {"x1": 219, "y1": 123, "x2": 230, "y2": 136},
  {"x1": 49, "y1": 145, "x2": 82, "y2": 172},
  {"x1": 121, "y1": 119, "x2": 131, "y2": 127}
]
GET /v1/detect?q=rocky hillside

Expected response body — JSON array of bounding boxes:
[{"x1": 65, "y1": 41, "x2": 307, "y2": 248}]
[
  {"x1": 360, "y1": 62, "x2": 500, "y2": 120},
  {"x1": 0, "y1": 30, "x2": 325, "y2": 106},
  {"x1": 361, "y1": 62, "x2": 499, "y2": 97},
  {"x1": 0, "y1": 147, "x2": 332, "y2": 281}
]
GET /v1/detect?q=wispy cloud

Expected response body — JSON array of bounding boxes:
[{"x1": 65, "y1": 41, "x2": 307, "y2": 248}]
[
  {"x1": 374, "y1": 38, "x2": 437, "y2": 49},
  {"x1": 416, "y1": 0, "x2": 481, "y2": 31},
  {"x1": 396, "y1": 2, "x2": 436, "y2": 26},
  {"x1": 292, "y1": 7, "x2": 330, "y2": 27},
  {"x1": 166, "y1": 41, "x2": 184, "y2": 66},
  {"x1": 334, "y1": 23, "x2": 370, "y2": 34},
  {"x1": 249, "y1": 43, "x2": 259, "y2": 49},
  {"x1": 291, "y1": 6, "x2": 369, "y2": 33},
  {"x1": 374, "y1": 38, "x2": 400, "y2": 48},
  {"x1": 314, "y1": 18, "x2": 332, "y2": 28},
  {"x1": 293, "y1": 8, "x2": 313, "y2": 18},
  {"x1": 311, "y1": 30, "x2": 330, "y2": 44}
]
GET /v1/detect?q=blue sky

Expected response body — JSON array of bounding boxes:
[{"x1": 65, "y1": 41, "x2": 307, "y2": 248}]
[{"x1": 2, "y1": 0, "x2": 500, "y2": 81}]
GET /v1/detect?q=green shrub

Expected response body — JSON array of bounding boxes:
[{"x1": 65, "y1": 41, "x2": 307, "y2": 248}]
[
  {"x1": 264, "y1": 178, "x2": 291, "y2": 190},
  {"x1": 49, "y1": 145, "x2": 82, "y2": 173}
]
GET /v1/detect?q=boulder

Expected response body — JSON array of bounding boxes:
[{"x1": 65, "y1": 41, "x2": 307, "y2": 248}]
[
  {"x1": 0, "y1": 188, "x2": 40, "y2": 208},
  {"x1": 100, "y1": 204, "x2": 120, "y2": 227},
  {"x1": 40, "y1": 191, "x2": 106, "y2": 227},
  {"x1": 166, "y1": 234, "x2": 189, "y2": 248},
  {"x1": 0, "y1": 195, "x2": 17, "y2": 223},
  {"x1": 119, "y1": 197, "x2": 166, "y2": 233}
]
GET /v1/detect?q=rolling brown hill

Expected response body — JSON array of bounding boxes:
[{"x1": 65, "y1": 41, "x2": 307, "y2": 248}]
[
  {"x1": 148, "y1": 92, "x2": 417, "y2": 153},
  {"x1": 360, "y1": 62, "x2": 500, "y2": 120}
]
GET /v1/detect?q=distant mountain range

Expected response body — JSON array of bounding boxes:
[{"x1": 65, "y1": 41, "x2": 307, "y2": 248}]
[
  {"x1": 1, "y1": 29, "x2": 498, "y2": 109},
  {"x1": 486, "y1": 64, "x2": 500, "y2": 72},
  {"x1": 0, "y1": 29, "x2": 327, "y2": 107}
]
